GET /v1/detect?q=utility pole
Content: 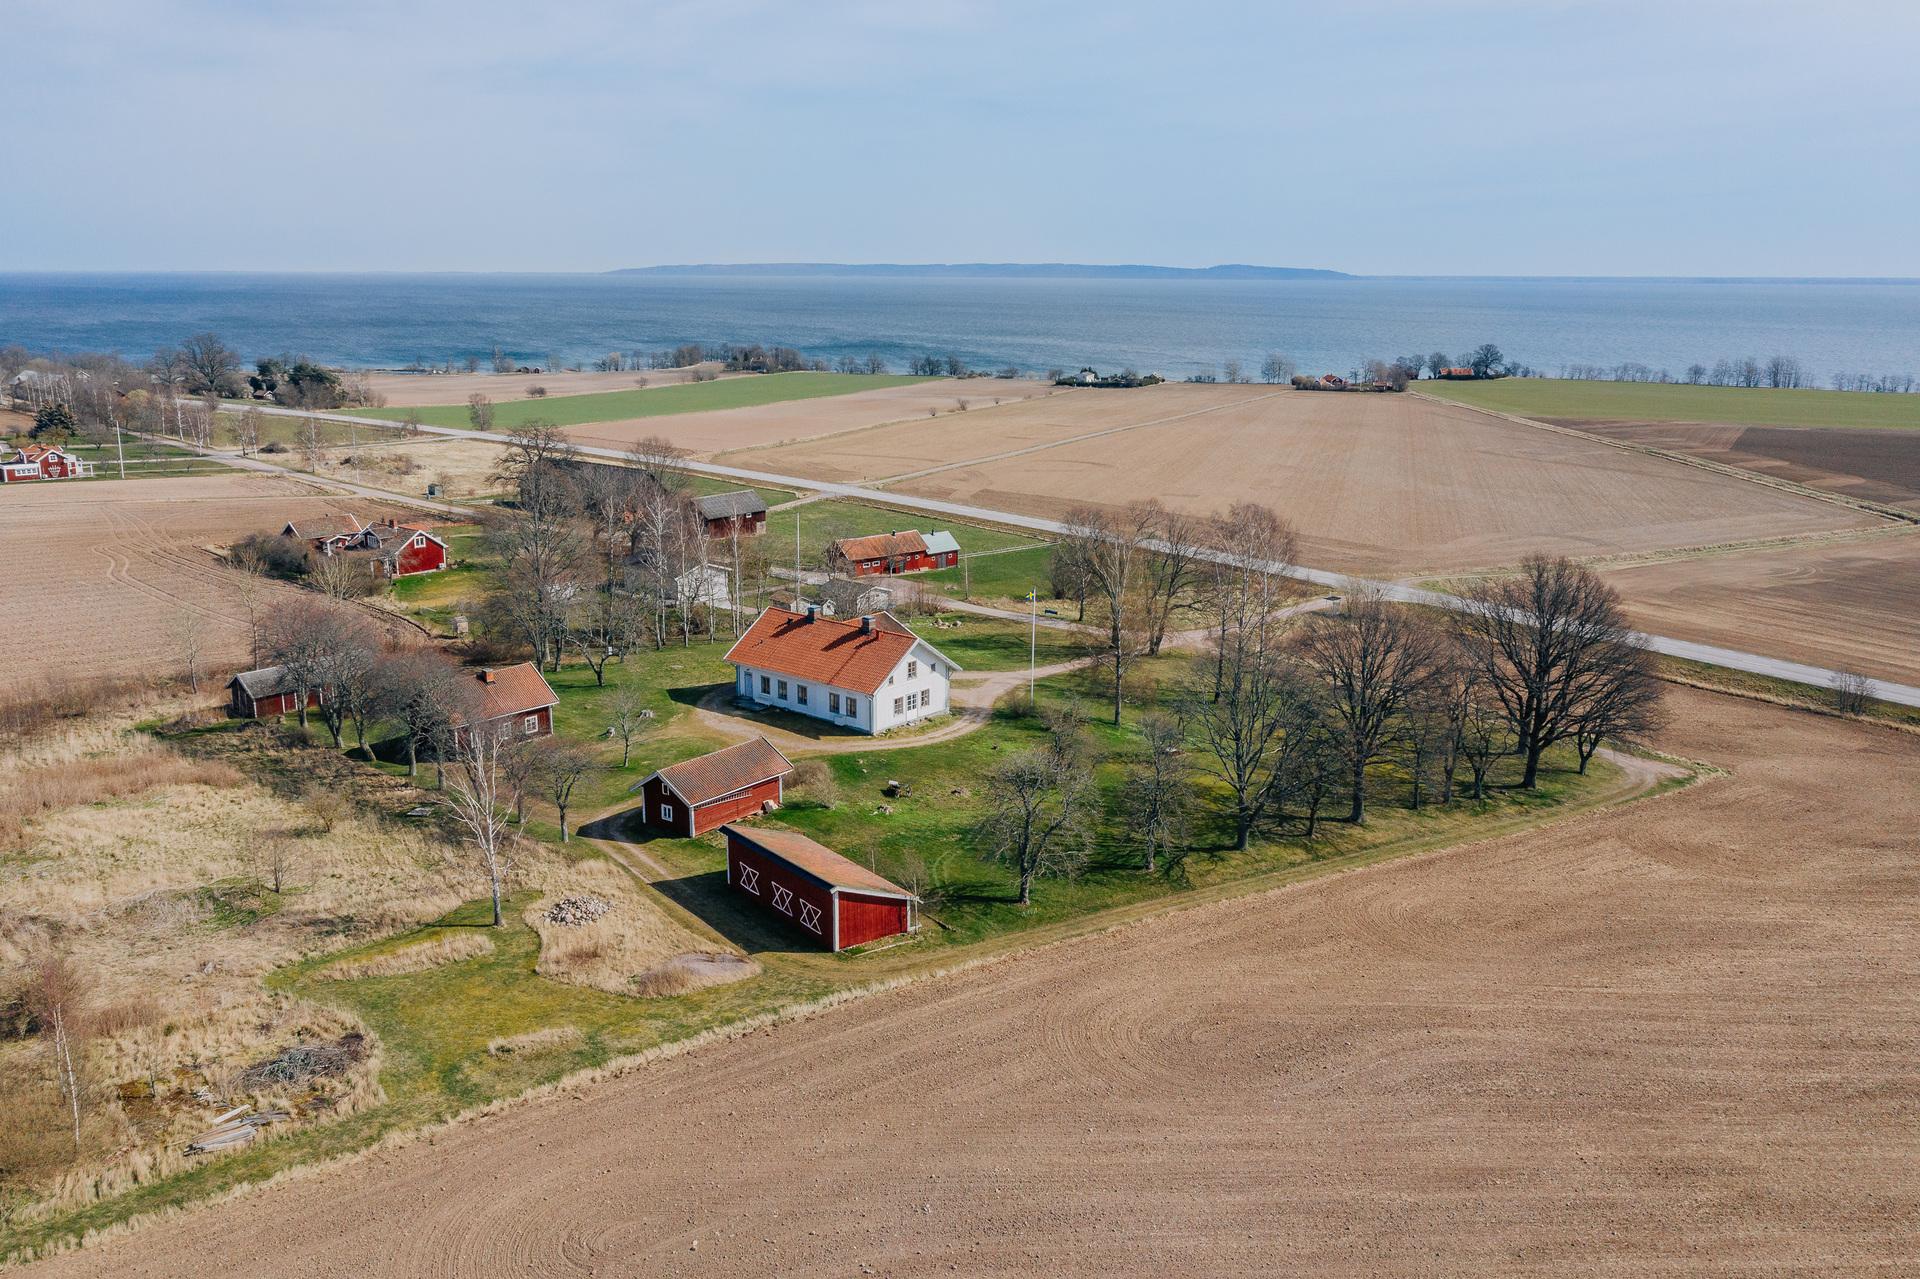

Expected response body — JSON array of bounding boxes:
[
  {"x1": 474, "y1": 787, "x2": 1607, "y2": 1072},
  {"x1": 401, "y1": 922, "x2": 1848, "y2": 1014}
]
[{"x1": 1028, "y1": 587, "x2": 1037, "y2": 709}]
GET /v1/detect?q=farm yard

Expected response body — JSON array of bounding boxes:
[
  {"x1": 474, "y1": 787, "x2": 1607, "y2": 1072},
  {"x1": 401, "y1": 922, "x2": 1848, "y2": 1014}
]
[
  {"x1": 0, "y1": 476, "x2": 405, "y2": 698},
  {"x1": 21, "y1": 686, "x2": 1920, "y2": 1278}
]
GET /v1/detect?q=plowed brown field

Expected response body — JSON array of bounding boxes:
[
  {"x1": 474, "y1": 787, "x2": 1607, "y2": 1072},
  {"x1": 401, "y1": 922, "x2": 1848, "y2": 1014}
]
[
  {"x1": 0, "y1": 475, "x2": 401, "y2": 695},
  {"x1": 1606, "y1": 528, "x2": 1920, "y2": 685},
  {"x1": 29, "y1": 687, "x2": 1920, "y2": 1278},
  {"x1": 734, "y1": 385, "x2": 1879, "y2": 574},
  {"x1": 563, "y1": 379, "x2": 1058, "y2": 458},
  {"x1": 1575, "y1": 419, "x2": 1920, "y2": 513}
]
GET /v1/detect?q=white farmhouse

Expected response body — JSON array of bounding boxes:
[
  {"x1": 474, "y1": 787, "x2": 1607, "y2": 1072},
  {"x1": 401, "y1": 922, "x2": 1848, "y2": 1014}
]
[{"x1": 722, "y1": 606, "x2": 961, "y2": 735}]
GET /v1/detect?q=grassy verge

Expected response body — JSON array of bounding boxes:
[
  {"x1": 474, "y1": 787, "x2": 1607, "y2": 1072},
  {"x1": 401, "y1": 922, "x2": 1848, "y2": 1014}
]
[
  {"x1": 1656, "y1": 655, "x2": 1920, "y2": 730},
  {"x1": 346, "y1": 373, "x2": 933, "y2": 430},
  {"x1": 1420, "y1": 377, "x2": 1920, "y2": 430}
]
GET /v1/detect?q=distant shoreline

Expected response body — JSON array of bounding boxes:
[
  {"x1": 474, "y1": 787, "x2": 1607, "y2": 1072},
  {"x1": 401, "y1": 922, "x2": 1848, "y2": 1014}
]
[{"x1": 606, "y1": 262, "x2": 1355, "y2": 281}]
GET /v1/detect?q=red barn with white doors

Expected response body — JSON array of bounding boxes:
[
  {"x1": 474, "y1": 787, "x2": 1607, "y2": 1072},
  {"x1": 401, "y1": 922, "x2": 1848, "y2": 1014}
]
[{"x1": 721, "y1": 824, "x2": 919, "y2": 952}]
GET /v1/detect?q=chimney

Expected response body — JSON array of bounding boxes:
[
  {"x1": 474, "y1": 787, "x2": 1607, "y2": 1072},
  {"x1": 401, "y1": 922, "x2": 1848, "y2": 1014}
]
[
  {"x1": 805, "y1": 604, "x2": 818, "y2": 623},
  {"x1": 859, "y1": 615, "x2": 873, "y2": 635},
  {"x1": 480, "y1": 669, "x2": 497, "y2": 684}
]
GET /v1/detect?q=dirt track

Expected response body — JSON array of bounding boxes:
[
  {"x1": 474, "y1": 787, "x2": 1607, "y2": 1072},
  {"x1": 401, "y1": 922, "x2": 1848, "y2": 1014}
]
[{"x1": 29, "y1": 685, "x2": 1919, "y2": 1277}]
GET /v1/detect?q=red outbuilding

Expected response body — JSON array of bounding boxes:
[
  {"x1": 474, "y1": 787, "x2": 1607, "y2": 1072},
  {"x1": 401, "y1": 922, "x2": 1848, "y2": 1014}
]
[
  {"x1": 722, "y1": 824, "x2": 919, "y2": 951},
  {"x1": 635, "y1": 736, "x2": 793, "y2": 838},
  {"x1": 826, "y1": 529, "x2": 960, "y2": 577},
  {"x1": 363, "y1": 519, "x2": 449, "y2": 577},
  {"x1": 227, "y1": 665, "x2": 325, "y2": 718},
  {"x1": 693, "y1": 490, "x2": 768, "y2": 539},
  {"x1": 447, "y1": 663, "x2": 559, "y2": 749}
]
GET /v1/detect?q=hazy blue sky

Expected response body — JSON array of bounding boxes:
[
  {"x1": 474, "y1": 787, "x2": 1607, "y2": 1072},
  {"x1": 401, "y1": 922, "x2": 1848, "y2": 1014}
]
[{"x1": 7, "y1": 0, "x2": 1918, "y2": 275}]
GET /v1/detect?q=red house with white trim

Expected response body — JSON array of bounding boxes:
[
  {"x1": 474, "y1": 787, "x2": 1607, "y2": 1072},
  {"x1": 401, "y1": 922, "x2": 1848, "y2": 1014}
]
[
  {"x1": 363, "y1": 519, "x2": 449, "y2": 578},
  {"x1": 447, "y1": 663, "x2": 559, "y2": 749},
  {"x1": 722, "y1": 824, "x2": 919, "y2": 952},
  {"x1": 634, "y1": 737, "x2": 793, "y2": 838},
  {"x1": 1, "y1": 445, "x2": 91, "y2": 482}
]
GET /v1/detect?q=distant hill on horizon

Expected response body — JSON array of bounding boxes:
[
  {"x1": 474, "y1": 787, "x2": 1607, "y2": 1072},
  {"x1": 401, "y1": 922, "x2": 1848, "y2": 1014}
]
[{"x1": 608, "y1": 262, "x2": 1355, "y2": 281}]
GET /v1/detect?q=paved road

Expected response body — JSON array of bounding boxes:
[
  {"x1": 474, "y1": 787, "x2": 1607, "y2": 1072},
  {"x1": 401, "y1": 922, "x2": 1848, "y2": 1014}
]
[{"x1": 219, "y1": 403, "x2": 1920, "y2": 709}]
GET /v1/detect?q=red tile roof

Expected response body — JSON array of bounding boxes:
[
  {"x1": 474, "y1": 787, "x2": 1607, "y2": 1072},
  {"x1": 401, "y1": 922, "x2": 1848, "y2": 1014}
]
[
  {"x1": 463, "y1": 662, "x2": 558, "y2": 722},
  {"x1": 647, "y1": 737, "x2": 792, "y2": 807},
  {"x1": 833, "y1": 530, "x2": 926, "y2": 563},
  {"x1": 723, "y1": 607, "x2": 920, "y2": 696},
  {"x1": 723, "y1": 824, "x2": 916, "y2": 899}
]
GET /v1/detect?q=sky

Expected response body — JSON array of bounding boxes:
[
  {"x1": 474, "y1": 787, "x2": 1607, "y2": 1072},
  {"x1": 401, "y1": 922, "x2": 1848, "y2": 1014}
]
[{"x1": 5, "y1": 0, "x2": 1919, "y2": 276}]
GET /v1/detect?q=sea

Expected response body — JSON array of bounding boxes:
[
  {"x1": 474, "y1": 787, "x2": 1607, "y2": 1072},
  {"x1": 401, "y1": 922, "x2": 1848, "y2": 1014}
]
[{"x1": 2, "y1": 272, "x2": 1917, "y2": 385}]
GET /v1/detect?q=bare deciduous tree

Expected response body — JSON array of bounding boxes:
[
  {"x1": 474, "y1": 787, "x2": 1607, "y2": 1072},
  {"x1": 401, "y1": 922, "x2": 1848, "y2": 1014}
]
[
  {"x1": 443, "y1": 729, "x2": 514, "y2": 926},
  {"x1": 975, "y1": 728, "x2": 1092, "y2": 906},
  {"x1": 1456, "y1": 556, "x2": 1639, "y2": 789},
  {"x1": 1297, "y1": 593, "x2": 1445, "y2": 823},
  {"x1": 1140, "y1": 503, "x2": 1207, "y2": 656},
  {"x1": 531, "y1": 737, "x2": 595, "y2": 841},
  {"x1": 1189, "y1": 623, "x2": 1322, "y2": 850},
  {"x1": 606, "y1": 682, "x2": 653, "y2": 768},
  {"x1": 27, "y1": 953, "x2": 89, "y2": 1153},
  {"x1": 467, "y1": 393, "x2": 494, "y2": 430},
  {"x1": 172, "y1": 607, "x2": 205, "y2": 694},
  {"x1": 1829, "y1": 669, "x2": 1873, "y2": 717},
  {"x1": 1571, "y1": 641, "x2": 1666, "y2": 772},
  {"x1": 1202, "y1": 503, "x2": 1297, "y2": 701},
  {"x1": 1058, "y1": 502, "x2": 1158, "y2": 724},
  {"x1": 1124, "y1": 711, "x2": 1193, "y2": 874},
  {"x1": 372, "y1": 650, "x2": 465, "y2": 779}
]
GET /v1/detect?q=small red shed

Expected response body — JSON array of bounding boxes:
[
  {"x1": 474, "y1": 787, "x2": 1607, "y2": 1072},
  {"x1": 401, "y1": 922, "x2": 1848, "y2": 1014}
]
[
  {"x1": 227, "y1": 665, "x2": 324, "y2": 718},
  {"x1": 365, "y1": 519, "x2": 449, "y2": 577},
  {"x1": 635, "y1": 737, "x2": 793, "y2": 838},
  {"x1": 722, "y1": 824, "x2": 919, "y2": 952},
  {"x1": 693, "y1": 490, "x2": 768, "y2": 539}
]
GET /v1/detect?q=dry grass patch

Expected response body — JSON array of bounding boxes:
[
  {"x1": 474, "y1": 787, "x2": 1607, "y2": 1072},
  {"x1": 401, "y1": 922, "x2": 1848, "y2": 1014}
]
[
  {"x1": 317, "y1": 932, "x2": 495, "y2": 981},
  {"x1": 485, "y1": 1025, "x2": 584, "y2": 1057},
  {"x1": 524, "y1": 859, "x2": 754, "y2": 997}
]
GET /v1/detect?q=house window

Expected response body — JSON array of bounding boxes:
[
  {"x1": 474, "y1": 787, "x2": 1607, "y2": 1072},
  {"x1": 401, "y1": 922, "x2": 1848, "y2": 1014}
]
[
  {"x1": 893, "y1": 696, "x2": 904, "y2": 715},
  {"x1": 495, "y1": 721, "x2": 511, "y2": 742},
  {"x1": 846, "y1": 698, "x2": 857, "y2": 717},
  {"x1": 797, "y1": 684, "x2": 808, "y2": 706},
  {"x1": 412, "y1": 534, "x2": 425, "y2": 548},
  {"x1": 523, "y1": 714, "x2": 539, "y2": 734},
  {"x1": 761, "y1": 675, "x2": 770, "y2": 694},
  {"x1": 660, "y1": 803, "x2": 674, "y2": 823},
  {"x1": 829, "y1": 692, "x2": 840, "y2": 713},
  {"x1": 906, "y1": 660, "x2": 917, "y2": 679},
  {"x1": 777, "y1": 679, "x2": 788, "y2": 700}
]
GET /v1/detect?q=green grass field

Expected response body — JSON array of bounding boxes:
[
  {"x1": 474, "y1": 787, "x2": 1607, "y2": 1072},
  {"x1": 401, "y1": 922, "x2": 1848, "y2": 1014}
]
[
  {"x1": 345, "y1": 372, "x2": 932, "y2": 430},
  {"x1": 1420, "y1": 377, "x2": 1920, "y2": 430},
  {"x1": 767, "y1": 499, "x2": 1041, "y2": 570},
  {"x1": 57, "y1": 437, "x2": 228, "y2": 480}
]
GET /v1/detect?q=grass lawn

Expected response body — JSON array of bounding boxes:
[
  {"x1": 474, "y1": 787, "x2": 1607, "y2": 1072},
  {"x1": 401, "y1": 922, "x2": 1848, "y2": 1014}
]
[
  {"x1": 922, "y1": 543, "x2": 1056, "y2": 604},
  {"x1": 345, "y1": 372, "x2": 932, "y2": 430},
  {"x1": 384, "y1": 528, "x2": 492, "y2": 631},
  {"x1": 1421, "y1": 377, "x2": 1920, "y2": 430},
  {"x1": 766, "y1": 499, "x2": 1043, "y2": 570},
  {"x1": 43, "y1": 436, "x2": 229, "y2": 480}
]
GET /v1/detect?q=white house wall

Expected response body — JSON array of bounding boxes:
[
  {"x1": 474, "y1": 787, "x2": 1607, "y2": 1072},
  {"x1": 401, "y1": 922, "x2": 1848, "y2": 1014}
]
[{"x1": 732, "y1": 640, "x2": 953, "y2": 736}]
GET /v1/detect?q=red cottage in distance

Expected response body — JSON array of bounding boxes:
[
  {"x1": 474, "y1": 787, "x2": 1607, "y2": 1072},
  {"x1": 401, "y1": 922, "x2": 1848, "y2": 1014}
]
[
  {"x1": 447, "y1": 663, "x2": 558, "y2": 749},
  {"x1": 634, "y1": 737, "x2": 793, "y2": 838},
  {"x1": 722, "y1": 824, "x2": 919, "y2": 952}
]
